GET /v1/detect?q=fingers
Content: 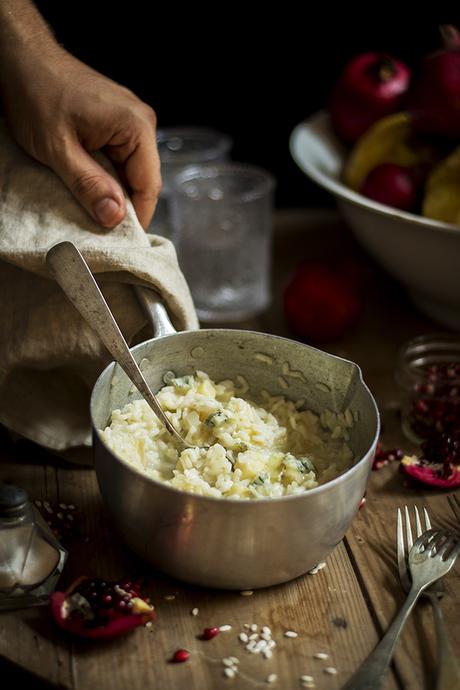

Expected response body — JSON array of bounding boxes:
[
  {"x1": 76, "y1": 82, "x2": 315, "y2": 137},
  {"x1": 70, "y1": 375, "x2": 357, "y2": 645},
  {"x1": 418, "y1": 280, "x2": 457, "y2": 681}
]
[
  {"x1": 52, "y1": 138, "x2": 126, "y2": 228},
  {"x1": 125, "y1": 137, "x2": 162, "y2": 229},
  {"x1": 106, "y1": 110, "x2": 161, "y2": 230},
  {"x1": 42, "y1": 98, "x2": 161, "y2": 230}
]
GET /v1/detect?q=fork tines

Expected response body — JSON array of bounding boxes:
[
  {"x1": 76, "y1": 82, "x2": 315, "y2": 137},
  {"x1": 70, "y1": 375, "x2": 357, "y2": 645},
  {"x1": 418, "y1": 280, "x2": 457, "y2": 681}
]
[
  {"x1": 397, "y1": 506, "x2": 433, "y2": 587},
  {"x1": 412, "y1": 528, "x2": 460, "y2": 561}
]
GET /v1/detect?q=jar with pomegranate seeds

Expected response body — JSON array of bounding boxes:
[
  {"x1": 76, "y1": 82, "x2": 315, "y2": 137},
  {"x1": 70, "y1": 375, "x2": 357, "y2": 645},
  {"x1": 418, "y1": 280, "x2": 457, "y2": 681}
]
[{"x1": 396, "y1": 333, "x2": 460, "y2": 443}]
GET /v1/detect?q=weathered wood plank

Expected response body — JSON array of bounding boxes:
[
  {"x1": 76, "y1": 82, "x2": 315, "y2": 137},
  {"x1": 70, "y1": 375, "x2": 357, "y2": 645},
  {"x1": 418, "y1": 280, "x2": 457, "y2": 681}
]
[{"x1": 0, "y1": 454, "x2": 390, "y2": 690}]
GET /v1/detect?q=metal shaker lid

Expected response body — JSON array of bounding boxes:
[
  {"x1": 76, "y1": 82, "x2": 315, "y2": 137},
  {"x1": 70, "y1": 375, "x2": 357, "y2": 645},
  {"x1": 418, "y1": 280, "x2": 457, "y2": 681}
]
[{"x1": 0, "y1": 482, "x2": 29, "y2": 517}]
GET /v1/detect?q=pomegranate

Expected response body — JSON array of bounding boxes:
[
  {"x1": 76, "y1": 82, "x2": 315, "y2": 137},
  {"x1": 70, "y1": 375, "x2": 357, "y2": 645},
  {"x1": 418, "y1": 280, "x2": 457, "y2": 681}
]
[
  {"x1": 359, "y1": 163, "x2": 418, "y2": 211},
  {"x1": 408, "y1": 25, "x2": 460, "y2": 138},
  {"x1": 401, "y1": 430, "x2": 460, "y2": 488},
  {"x1": 330, "y1": 52, "x2": 411, "y2": 145},
  {"x1": 50, "y1": 576, "x2": 155, "y2": 639},
  {"x1": 283, "y1": 260, "x2": 363, "y2": 343}
]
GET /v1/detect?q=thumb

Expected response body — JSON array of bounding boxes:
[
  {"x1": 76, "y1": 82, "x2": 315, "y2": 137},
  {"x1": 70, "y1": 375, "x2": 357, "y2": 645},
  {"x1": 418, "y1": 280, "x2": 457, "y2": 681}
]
[{"x1": 52, "y1": 140, "x2": 126, "y2": 228}]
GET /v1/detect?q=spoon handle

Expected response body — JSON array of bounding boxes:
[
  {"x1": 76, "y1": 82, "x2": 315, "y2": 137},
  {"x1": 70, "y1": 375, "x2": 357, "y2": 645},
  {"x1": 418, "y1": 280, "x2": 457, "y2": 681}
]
[{"x1": 45, "y1": 241, "x2": 185, "y2": 444}]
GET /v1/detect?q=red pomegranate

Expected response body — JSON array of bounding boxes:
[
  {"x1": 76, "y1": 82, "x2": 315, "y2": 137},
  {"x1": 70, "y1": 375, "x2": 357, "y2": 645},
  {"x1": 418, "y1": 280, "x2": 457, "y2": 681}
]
[
  {"x1": 359, "y1": 163, "x2": 418, "y2": 212},
  {"x1": 50, "y1": 576, "x2": 155, "y2": 639},
  {"x1": 283, "y1": 260, "x2": 363, "y2": 342},
  {"x1": 401, "y1": 430, "x2": 460, "y2": 488},
  {"x1": 330, "y1": 52, "x2": 411, "y2": 145},
  {"x1": 408, "y1": 25, "x2": 460, "y2": 138}
]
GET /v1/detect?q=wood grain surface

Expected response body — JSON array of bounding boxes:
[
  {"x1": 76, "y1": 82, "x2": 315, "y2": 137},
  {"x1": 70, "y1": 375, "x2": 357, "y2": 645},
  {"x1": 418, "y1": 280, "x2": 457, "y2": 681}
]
[{"x1": 0, "y1": 209, "x2": 458, "y2": 690}]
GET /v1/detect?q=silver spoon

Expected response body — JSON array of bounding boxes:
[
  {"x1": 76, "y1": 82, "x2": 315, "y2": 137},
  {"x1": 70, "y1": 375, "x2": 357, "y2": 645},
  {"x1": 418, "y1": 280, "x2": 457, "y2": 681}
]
[{"x1": 46, "y1": 241, "x2": 193, "y2": 449}]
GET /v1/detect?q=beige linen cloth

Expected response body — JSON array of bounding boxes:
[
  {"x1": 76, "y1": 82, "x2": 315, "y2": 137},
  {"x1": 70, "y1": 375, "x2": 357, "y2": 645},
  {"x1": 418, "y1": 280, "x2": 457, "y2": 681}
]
[{"x1": 0, "y1": 122, "x2": 198, "y2": 463}]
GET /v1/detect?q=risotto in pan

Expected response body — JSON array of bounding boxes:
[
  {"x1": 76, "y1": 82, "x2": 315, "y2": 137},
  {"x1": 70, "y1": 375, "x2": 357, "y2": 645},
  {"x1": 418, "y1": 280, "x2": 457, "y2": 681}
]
[{"x1": 100, "y1": 370, "x2": 354, "y2": 499}]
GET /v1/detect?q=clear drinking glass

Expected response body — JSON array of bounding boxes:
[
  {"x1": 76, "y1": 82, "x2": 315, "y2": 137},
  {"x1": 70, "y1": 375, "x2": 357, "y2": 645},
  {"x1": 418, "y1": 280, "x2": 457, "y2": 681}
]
[
  {"x1": 149, "y1": 127, "x2": 232, "y2": 237},
  {"x1": 170, "y1": 162, "x2": 275, "y2": 322}
]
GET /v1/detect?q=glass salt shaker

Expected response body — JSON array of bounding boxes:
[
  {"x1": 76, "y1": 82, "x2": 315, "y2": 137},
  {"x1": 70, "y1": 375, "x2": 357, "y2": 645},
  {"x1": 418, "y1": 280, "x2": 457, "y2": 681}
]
[
  {"x1": 395, "y1": 332, "x2": 460, "y2": 443},
  {"x1": 0, "y1": 482, "x2": 66, "y2": 611}
]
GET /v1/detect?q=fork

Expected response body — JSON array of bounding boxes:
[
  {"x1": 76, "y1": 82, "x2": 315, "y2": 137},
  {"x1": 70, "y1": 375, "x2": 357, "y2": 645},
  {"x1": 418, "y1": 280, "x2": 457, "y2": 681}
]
[
  {"x1": 448, "y1": 493, "x2": 460, "y2": 524},
  {"x1": 343, "y1": 528, "x2": 460, "y2": 690},
  {"x1": 398, "y1": 506, "x2": 460, "y2": 690}
]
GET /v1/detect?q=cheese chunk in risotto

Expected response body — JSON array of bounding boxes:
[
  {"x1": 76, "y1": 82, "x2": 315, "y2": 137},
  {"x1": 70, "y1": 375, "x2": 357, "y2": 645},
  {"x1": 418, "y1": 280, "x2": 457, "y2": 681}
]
[{"x1": 100, "y1": 371, "x2": 354, "y2": 499}]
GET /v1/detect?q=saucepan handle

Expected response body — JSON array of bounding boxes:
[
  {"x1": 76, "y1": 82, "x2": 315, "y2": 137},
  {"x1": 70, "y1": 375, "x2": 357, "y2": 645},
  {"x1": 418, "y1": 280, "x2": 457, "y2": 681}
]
[{"x1": 134, "y1": 286, "x2": 177, "y2": 338}]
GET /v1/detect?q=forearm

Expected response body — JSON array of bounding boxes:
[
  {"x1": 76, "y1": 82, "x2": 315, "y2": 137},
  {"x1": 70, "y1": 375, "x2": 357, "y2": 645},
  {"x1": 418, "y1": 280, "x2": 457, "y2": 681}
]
[
  {"x1": 0, "y1": 0, "x2": 59, "y2": 59},
  {"x1": 0, "y1": 1, "x2": 63, "y2": 92},
  {"x1": 0, "y1": 0, "x2": 68, "y2": 128}
]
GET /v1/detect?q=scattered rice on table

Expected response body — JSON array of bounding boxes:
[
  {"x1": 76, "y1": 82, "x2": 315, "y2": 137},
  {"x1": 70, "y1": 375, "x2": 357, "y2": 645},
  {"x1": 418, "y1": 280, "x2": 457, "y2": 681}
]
[{"x1": 100, "y1": 371, "x2": 353, "y2": 499}]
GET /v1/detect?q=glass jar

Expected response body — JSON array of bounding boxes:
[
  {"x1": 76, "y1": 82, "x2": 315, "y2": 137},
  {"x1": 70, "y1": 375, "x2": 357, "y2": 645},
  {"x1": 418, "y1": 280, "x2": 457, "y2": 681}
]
[
  {"x1": 0, "y1": 482, "x2": 66, "y2": 611},
  {"x1": 396, "y1": 333, "x2": 460, "y2": 444}
]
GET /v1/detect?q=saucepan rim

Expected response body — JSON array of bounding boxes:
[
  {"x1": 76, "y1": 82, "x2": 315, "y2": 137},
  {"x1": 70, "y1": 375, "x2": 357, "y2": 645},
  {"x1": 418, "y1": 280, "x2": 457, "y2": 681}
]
[{"x1": 91, "y1": 328, "x2": 380, "y2": 506}]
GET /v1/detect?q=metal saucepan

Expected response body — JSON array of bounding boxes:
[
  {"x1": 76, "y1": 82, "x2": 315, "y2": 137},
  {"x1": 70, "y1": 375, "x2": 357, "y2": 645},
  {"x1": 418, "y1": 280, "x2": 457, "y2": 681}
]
[{"x1": 91, "y1": 291, "x2": 380, "y2": 589}]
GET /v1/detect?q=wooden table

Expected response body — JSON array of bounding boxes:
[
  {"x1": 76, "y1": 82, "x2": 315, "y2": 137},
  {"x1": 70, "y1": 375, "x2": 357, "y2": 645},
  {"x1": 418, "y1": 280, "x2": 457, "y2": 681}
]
[{"x1": 1, "y1": 209, "x2": 459, "y2": 690}]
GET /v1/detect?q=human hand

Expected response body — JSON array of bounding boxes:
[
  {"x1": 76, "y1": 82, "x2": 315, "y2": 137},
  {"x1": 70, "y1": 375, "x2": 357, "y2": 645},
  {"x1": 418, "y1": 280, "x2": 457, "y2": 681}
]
[{"x1": 0, "y1": 30, "x2": 161, "y2": 229}]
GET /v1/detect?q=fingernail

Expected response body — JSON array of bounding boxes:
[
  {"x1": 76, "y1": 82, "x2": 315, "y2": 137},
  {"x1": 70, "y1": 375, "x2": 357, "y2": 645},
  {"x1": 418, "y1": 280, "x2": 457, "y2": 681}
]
[{"x1": 94, "y1": 198, "x2": 120, "y2": 226}]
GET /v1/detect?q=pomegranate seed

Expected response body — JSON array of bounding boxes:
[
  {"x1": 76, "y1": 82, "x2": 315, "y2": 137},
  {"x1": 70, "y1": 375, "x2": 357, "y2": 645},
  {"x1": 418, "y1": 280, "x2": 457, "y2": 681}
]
[
  {"x1": 202, "y1": 626, "x2": 220, "y2": 640},
  {"x1": 172, "y1": 649, "x2": 190, "y2": 663},
  {"x1": 372, "y1": 446, "x2": 404, "y2": 470},
  {"x1": 407, "y1": 362, "x2": 460, "y2": 440}
]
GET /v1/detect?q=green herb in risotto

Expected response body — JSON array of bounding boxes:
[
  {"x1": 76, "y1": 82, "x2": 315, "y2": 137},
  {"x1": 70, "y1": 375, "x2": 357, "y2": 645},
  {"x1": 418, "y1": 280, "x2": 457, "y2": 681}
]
[{"x1": 100, "y1": 371, "x2": 354, "y2": 499}]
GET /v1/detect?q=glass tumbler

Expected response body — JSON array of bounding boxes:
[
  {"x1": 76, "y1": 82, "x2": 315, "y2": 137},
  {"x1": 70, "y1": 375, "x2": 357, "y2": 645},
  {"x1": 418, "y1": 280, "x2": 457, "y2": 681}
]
[
  {"x1": 170, "y1": 162, "x2": 275, "y2": 322},
  {"x1": 395, "y1": 332, "x2": 460, "y2": 443},
  {"x1": 149, "y1": 127, "x2": 232, "y2": 238}
]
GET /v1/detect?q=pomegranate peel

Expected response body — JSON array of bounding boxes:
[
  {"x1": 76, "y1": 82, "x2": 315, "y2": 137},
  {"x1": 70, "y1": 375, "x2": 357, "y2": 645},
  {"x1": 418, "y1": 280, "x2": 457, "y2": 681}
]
[
  {"x1": 50, "y1": 576, "x2": 155, "y2": 639},
  {"x1": 400, "y1": 429, "x2": 460, "y2": 488},
  {"x1": 400, "y1": 454, "x2": 460, "y2": 488}
]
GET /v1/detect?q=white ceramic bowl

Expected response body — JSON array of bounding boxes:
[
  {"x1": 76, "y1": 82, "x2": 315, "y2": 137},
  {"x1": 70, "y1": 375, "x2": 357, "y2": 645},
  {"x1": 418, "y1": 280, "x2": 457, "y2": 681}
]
[{"x1": 290, "y1": 111, "x2": 460, "y2": 330}]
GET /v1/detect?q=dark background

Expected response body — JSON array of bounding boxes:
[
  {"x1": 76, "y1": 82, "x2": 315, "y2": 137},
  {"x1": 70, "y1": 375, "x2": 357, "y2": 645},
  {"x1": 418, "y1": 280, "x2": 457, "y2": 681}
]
[{"x1": 35, "y1": 3, "x2": 460, "y2": 207}]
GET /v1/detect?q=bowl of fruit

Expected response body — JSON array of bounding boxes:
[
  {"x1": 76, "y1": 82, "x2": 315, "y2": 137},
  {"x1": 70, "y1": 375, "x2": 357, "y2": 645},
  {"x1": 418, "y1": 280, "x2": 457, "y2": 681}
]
[{"x1": 290, "y1": 26, "x2": 460, "y2": 330}]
